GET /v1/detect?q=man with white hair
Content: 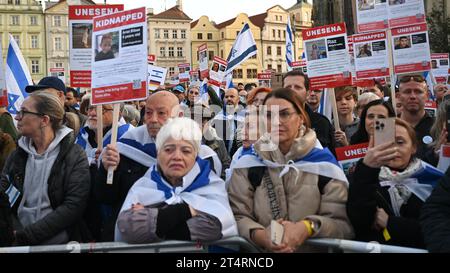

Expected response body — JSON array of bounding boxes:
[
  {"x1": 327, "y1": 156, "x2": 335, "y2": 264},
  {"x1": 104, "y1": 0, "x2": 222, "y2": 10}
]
[{"x1": 95, "y1": 91, "x2": 222, "y2": 241}]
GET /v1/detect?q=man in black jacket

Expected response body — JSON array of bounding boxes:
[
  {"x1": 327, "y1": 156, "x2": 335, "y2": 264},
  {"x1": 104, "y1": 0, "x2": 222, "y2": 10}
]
[
  {"x1": 282, "y1": 70, "x2": 336, "y2": 155},
  {"x1": 421, "y1": 166, "x2": 450, "y2": 252}
]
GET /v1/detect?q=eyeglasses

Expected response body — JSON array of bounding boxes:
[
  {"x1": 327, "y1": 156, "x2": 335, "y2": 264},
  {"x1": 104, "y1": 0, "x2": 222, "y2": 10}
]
[
  {"x1": 398, "y1": 75, "x2": 425, "y2": 83},
  {"x1": 266, "y1": 110, "x2": 298, "y2": 123},
  {"x1": 87, "y1": 106, "x2": 114, "y2": 114},
  {"x1": 16, "y1": 109, "x2": 45, "y2": 119}
]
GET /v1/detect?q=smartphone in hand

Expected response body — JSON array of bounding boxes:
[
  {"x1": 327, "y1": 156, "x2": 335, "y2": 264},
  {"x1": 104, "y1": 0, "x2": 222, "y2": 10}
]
[
  {"x1": 374, "y1": 118, "x2": 396, "y2": 146},
  {"x1": 271, "y1": 220, "x2": 284, "y2": 245}
]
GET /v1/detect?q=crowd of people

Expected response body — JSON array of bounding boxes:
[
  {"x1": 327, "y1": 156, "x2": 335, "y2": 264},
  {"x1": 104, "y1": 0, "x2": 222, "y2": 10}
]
[{"x1": 1, "y1": 70, "x2": 450, "y2": 253}]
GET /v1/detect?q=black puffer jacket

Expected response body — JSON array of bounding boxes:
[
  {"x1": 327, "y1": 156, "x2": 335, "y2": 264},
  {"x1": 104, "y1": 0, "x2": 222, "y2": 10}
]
[
  {"x1": 0, "y1": 132, "x2": 91, "y2": 245},
  {"x1": 420, "y1": 166, "x2": 450, "y2": 252}
]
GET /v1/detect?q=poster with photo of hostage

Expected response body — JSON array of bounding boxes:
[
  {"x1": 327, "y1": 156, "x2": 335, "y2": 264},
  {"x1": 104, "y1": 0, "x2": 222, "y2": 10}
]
[
  {"x1": 209, "y1": 56, "x2": 227, "y2": 87},
  {"x1": 336, "y1": 143, "x2": 369, "y2": 176},
  {"x1": 431, "y1": 53, "x2": 449, "y2": 84},
  {"x1": 258, "y1": 72, "x2": 272, "y2": 88},
  {"x1": 391, "y1": 23, "x2": 431, "y2": 74},
  {"x1": 356, "y1": 0, "x2": 389, "y2": 33},
  {"x1": 91, "y1": 7, "x2": 148, "y2": 105},
  {"x1": 353, "y1": 31, "x2": 389, "y2": 79},
  {"x1": 178, "y1": 63, "x2": 191, "y2": 83},
  {"x1": 198, "y1": 43, "x2": 209, "y2": 79},
  {"x1": 302, "y1": 23, "x2": 352, "y2": 89},
  {"x1": 69, "y1": 5, "x2": 124, "y2": 87},
  {"x1": 388, "y1": 0, "x2": 425, "y2": 28}
]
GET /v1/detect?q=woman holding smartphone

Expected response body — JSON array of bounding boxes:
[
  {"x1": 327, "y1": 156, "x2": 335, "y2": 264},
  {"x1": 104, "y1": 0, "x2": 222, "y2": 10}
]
[
  {"x1": 347, "y1": 118, "x2": 444, "y2": 248},
  {"x1": 228, "y1": 88, "x2": 353, "y2": 253}
]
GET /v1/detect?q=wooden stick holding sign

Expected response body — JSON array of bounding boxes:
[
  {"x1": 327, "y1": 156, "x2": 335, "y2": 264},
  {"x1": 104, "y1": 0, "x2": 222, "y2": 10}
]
[
  {"x1": 386, "y1": 30, "x2": 398, "y2": 116},
  {"x1": 106, "y1": 103, "x2": 120, "y2": 185},
  {"x1": 328, "y1": 88, "x2": 340, "y2": 131},
  {"x1": 96, "y1": 105, "x2": 103, "y2": 150}
]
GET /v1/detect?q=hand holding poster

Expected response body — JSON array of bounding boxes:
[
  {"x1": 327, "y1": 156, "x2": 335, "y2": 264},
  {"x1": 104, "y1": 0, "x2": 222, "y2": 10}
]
[
  {"x1": 91, "y1": 7, "x2": 148, "y2": 105},
  {"x1": 391, "y1": 23, "x2": 431, "y2": 74},
  {"x1": 302, "y1": 23, "x2": 352, "y2": 89},
  {"x1": 209, "y1": 56, "x2": 227, "y2": 87},
  {"x1": 431, "y1": 53, "x2": 449, "y2": 84},
  {"x1": 424, "y1": 100, "x2": 437, "y2": 118},
  {"x1": 178, "y1": 63, "x2": 191, "y2": 83},
  {"x1": 353, "y1": 31, "x2": 389, "y2": 79},
  {"x1": 148, "y1": 65, "x2": 167, "y2": 91},
  {"x1": 69, "y1": 5, "x2": 124, "y2": 87},
  {"x1": 198, "y1": 44, "x2": 209, "y2": 79},
  {"x1": 356, "y1": 0, "x2": 389, "y2": 33},
  {"x1": 336, "y1": 143, "x2": 369, "y2": 176}
]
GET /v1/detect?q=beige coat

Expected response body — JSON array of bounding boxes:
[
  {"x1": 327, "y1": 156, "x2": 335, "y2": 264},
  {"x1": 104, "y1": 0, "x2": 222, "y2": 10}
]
[{"x1": 228, "y1": 129, "x2": 354, "y2": 251}]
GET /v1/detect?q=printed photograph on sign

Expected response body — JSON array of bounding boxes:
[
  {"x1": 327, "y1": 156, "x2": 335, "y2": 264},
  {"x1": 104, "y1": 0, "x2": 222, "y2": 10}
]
[
  {"x1": 95, "y1": 32, "x2": 119, "y2": 62},
  {"x1": 394, "y1": 36, "x2": 411, "y2": 49},
  {"x1": 356, "y1": 43, "x2": 372, "y2": 58},
  {"x1": 389, "y1": 0, "x2": 405, "y2": 5},
  {"x1": 305, "y1": 40, "x2": 327, "y2": 60},
  {"x1": 358, "y1": 0, "x2": 375, "y2": 11},
  {"x1": 72, "y1": 23, "x2": 92, "y2": 49}
]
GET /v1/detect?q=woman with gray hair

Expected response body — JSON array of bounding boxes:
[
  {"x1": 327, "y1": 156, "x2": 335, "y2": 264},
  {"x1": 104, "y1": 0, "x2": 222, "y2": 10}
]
[
  {"x1": 0, "y1": 91, "x2": 90, "y2": 245},
  {"x1": 115, "y1": 117, "x2": 238, "y2": 243}
]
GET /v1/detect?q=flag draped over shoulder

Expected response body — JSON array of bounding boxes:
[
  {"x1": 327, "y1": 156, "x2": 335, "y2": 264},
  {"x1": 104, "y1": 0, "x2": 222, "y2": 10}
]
[
  {"x1": 225, "y1": 23, "x2": 257, "y2": 75},
  {"x1": 286, "y1": 18, "x2": 294, "y2": 72},
  {"x1": 6, "y1": 34, "x2": 32, "y2": 116}
]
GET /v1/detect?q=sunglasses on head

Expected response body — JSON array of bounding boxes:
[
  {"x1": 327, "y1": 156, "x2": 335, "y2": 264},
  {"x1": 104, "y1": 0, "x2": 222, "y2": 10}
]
[{"x1": 398, "y1": 75, "x2": 425, "y2": 83}]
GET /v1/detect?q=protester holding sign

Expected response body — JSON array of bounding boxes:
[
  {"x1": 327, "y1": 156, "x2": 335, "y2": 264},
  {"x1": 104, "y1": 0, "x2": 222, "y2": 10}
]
[{"x1": 347, "y1": 118, "x2": 443, "y2": 248}]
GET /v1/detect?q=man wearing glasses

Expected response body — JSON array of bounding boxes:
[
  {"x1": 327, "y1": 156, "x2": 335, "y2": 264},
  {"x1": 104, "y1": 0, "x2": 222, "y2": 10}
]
[
  {"x1": 397, "y1": 75, "x2": 435, "y2": 164},
  {"x1": 306, "y1": 89, "x2": 323, "y2": 113}
]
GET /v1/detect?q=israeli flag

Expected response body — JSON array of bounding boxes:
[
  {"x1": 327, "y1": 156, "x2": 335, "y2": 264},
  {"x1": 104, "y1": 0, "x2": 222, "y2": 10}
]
[
  {"x1": 225, "y1": 72, "x2": 234, "y2": 89},
  {"x1": 199, "y1": 78, "x2": 209, "y2": 104},
  {"x1": 5, "y1": 34, "x2": 32, "y2": 116},
  {"x1": 286, "y1": 19, "x2": 294, "y2": 72},
  {"x1": 225, "y1": 23, "x2": 257, "y2": 74},
  {"x1": 318, "y1": 89, "x2": 333, "y2": 123}
]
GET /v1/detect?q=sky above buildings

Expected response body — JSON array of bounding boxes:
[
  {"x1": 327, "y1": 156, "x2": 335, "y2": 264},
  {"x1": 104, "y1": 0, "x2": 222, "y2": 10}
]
[{"x1": 95, "y1": 0, "x2": 309, "y2": 23}]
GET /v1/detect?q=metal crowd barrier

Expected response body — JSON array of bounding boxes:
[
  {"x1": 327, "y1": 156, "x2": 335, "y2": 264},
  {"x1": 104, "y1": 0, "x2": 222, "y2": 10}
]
[{"x1": 0, "y1": 237, "x2": 428, "y2": 253}]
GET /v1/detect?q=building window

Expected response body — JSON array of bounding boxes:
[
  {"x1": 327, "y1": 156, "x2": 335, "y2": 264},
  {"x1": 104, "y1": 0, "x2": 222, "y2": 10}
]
[
  {"x1": 233, "y1": 69, "x2": 243, "y2": 79},
  {"x1": 280, "y1": 16, "x2": 283, "y2": 22},
  {"x1": 30, "y1": 16, "x2": 37, "y2": 25},
  {"x1": 54, "y1": 37, "x2": 62, "y2": 51},
  {"x1": 197, "y1": 33, "x2": 203, "y2": 40},
  {"x1": 155, "y1": 29, "x2": 160, "y2": 38},
  {"x1": 163, "y1": 30, "x2": 169, "y2": 39},
  {"x1": 283, "y1": 30, "x2": 286, "y2": 39},
  {"x1": 15, "y1": 0, "x2": 20, "y2": 4},
  {"x1": 277, "y1": 46, "x2": 282, "y2": 56},
  {"x1": 275, "y1": 15, "x2": 278, "y2": 21},
  {"x1": 31, "y1": 35, "x2": 38, "y2": 49},
  {"x1": 8, "y1": 0, "x2": 12, "y2": 4},
  {"x1": 267, "y1": 46, "x2": 272, "y2": 55},
  {"x1": 277, "y1": 64, "x2": 282, "y2": 73},
  {"x1": 246, "y1": 69, "x2": 257, "y2": 79},
  {"x1": 12, "y1": 34, "x2": 20, "y2": 47},
  {"x1": 177, "y1": 47, "x2": 183, "y2": 57},
  {"x1": 172, "y1": 30, "x2": 177, "y2": 39},
  {"x1": 31, "y1": 59, "x2": 40, "y2": 74},
  {"x1": 220, "y1": 50, "x2": 223, "y2": 58},
  {"x1": 168, "y1": 47, "x2": 174, "y2": 57},
  {"x1": 267, "y1": 64, "x2": 272, "y2": 70},
  {"x1": 55, "y1": 62, "x2": 63, "y2": 68},
  {"x1": 160, "y1": 47, "x2": 166, "y2": 57},
  {"x1": 53, "y1": 16, "x2": 61, "y2": 27},
  {"x1": 11, "y1": 15, "x2": 19, "y2": 25},
  {"x1": 169, "y1": 67, "x2": 175, "y2": 76},
  {"x1": 181, "y1": 30, "x2": 186, "y2": 39},
  {"x1": 208, "y1": 51, "x2": 214, "y2": 61},
  {"x1": 207, "y1": 33, "x2": 212, "y2": 40},
  {"x1": 272, "y1": 29, "x2": 275, "y2": 38},
  {"x1": 236, "y1": 31, "x2": 240, "y2": 37},
  {"x1": 250, "y1": 55, "x2": 257, "y2": 59},
  {"x1": 221, "y1": 32, "x2": 224, "y2": 39},
  {"x1": 278, "y1": 30, "x2": 281, "y2": 38}
]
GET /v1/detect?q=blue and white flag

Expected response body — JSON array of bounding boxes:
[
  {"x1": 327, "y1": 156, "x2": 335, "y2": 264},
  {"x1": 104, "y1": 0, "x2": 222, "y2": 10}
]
[
  {"x1": 225, "y1": 23, "x2": 257, "y2": 74},
  {"x1": 199, "y1": 78, "x2": 210, "y2": 104},
  {"x1": 224, "y1": 72, "x2": 234, "y2": 89},
  {"x1": 115, "y1": 157, "x2": 238, "y2": 242},
  {"x1": 6, "y1": 34, "x2": 32, "y2": 116},
  {"x1": 318, "y1": 89, "x2": 333, "y2": 123},
  {"x1": 286, "y1": 19, "x2": 294, "y2": 72}
]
